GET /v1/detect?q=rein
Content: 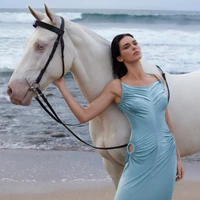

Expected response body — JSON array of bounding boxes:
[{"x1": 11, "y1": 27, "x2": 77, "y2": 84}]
[
  {"x1": 156, "y1": 65, "x2": 170, "y2": 102},
  {"x1": 26, "y1": 17, "x2": 170, "y2": 150}
]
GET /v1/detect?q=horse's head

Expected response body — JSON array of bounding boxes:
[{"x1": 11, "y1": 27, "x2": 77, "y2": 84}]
[{"x1": 7, "y1": 5, "x2": 75, "y2": 106}]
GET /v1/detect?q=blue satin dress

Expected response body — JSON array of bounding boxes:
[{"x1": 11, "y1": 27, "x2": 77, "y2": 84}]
[{"x1": 115, "y1": 76, "x2": 177, "y2": 200}]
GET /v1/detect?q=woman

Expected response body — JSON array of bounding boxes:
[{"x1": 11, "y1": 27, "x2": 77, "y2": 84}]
[{"x1": 53, "y1": 33, "x2": 184, "y2": 200}]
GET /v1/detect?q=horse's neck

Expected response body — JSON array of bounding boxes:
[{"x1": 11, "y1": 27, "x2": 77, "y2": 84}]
[{"x1": 65, "y1": 21, "x2": 113, "y2": 103}]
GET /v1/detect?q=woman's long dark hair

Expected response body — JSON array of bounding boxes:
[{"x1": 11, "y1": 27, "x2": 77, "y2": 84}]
[{"x1": 111, "y1": 33, "x2": 134, "y2": 79}]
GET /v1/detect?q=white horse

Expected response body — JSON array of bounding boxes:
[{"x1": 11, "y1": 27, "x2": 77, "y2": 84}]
[{"x1": 7, "y1": 5, "x2": 200, "y2": 188}]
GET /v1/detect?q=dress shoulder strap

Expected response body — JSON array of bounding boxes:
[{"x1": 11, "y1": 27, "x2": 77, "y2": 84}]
[{"x1": 151, "y1": 74, "x2": 164, "y2": 84}]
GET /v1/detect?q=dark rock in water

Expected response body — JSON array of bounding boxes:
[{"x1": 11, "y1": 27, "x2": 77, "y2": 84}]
[
  {"x1": 51, "y1": 133, "x2": 66, "y2": 138},
  {"x1": 169, "y1": 71, "x2": 188, "y2": 74},
  {"x1": 3, "y1": 115, "x2": 15, "y2": 119},
  {"x1": 43, "y1": 131, "x2": 52, "y2": 135},
  {"x1": 46, "y1": 93, "x2": 54, "y2": 97}
]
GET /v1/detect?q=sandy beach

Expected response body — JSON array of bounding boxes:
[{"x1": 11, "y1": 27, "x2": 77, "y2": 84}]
[{"x1": 0, "y1": 149, "x2": 200, "y2": 200}]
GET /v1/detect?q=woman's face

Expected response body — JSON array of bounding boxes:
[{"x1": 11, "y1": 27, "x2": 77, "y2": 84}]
[{"x1": 117, "y1": 36, "x2": 142, "y2": 64}]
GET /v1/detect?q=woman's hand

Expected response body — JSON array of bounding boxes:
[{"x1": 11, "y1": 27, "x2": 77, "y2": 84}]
[
  {"x1": 176, "y1": 158, "x2": 184, "y2": 182},
  {"x1": 53, "y1": 78, "x2": 65, "y2": 89}
]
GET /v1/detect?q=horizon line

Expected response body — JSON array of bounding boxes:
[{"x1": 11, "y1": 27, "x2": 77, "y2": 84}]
[{"x1": 0, "y1": 7, "x2": 200, "y2": 12}]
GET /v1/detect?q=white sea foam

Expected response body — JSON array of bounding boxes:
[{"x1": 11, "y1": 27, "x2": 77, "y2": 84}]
[
  {"x1": 0, "y1": 141, "x2": 37, "y2": 150},
  {"x1": 1, "y1": 178, "x2": 19, "y2": 182},
  {"x1": 56, "y1": 12, "x2": 82, "y2": 21},
  {"x1": 0, "y1": 12, "x2": 34, "y2": 23},
  {"x1": 0, "y1": 12, "x2": 82, "y2": 23}
]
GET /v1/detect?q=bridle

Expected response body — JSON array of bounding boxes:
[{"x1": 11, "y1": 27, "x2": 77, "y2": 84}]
[
  {"x1": 26, "y1": 17, "x2": 65, "y2": 91},
  {"x1": 34, "y1": 17, "x2": 65, "y2": 84},
  {"x1": 25, "y1": 17, "x2": 170, "y2": 150}
]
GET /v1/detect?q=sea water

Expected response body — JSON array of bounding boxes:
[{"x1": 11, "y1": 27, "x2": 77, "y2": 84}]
[{"x1": 0, "y1": 8, "x2": 200, "y2": 161}]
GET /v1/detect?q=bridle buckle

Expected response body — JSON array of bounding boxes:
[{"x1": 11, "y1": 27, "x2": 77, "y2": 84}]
[{"x1": 25, "y1": 78, "x2": 40, "y2": 93}]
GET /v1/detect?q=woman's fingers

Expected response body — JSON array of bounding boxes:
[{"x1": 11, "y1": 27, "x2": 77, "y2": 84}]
[{"x1": 176, "y1": 161, "x2": 184, "y2": 182}]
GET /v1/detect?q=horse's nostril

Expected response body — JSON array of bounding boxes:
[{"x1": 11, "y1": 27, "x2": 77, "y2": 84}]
[{"x1": 7, "y1": 86, "x2": 13, "y2": 96}]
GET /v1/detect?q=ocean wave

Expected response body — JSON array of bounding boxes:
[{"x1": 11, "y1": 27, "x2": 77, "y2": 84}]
[
  {"x1": 1, "y1": 11, "x2": 200, "y2": 25},
  {"x1": 73, "y1": 13, "x2": 200, "y2": 25},
  {"x1": 1, "y1": 28, "x2": 200, "y2": 73},
  {"x1": 0, "y1": 12, "x2": 82, "y2": 23}
]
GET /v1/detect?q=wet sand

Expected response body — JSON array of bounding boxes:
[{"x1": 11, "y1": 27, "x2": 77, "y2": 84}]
[{"x1": 0, "y1": 149, "x2": 200, "y2": 200}]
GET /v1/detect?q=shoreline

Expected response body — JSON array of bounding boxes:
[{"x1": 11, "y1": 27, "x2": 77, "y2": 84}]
[
  {"x1": 0, "y1": 149, "x2": 200, "y2": 200},
  {"x1": 1, "y1": 180, "x2": 200, "y2": 200}
]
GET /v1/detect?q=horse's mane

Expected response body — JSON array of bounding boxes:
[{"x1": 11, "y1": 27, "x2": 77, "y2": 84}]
[{"x1": 75, "y1": 23, "x2": 111, "y2": 47}]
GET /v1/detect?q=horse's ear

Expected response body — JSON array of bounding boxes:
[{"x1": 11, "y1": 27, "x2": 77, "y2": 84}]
[
  {"x1": 28, "y1": 6, "x2": 45, "y2": 21},
  {"x1": 44, "y1": 4, "x2": 60, "y2": 25}
]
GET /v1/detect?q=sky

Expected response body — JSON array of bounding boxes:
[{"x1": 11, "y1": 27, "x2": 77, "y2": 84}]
[{"x1": 0, "y1": 0, "x2": 200, "y2": 11}]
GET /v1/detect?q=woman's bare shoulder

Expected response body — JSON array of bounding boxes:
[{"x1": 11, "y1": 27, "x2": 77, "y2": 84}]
[
  {"x1": 106, "y1": 79, "x2": 121, "y2": 90},
  {"x1": 108, "y1": 78, "x2": 121, "y2": 85},
  {"x1": 103, "y1": 79, "x2": 122, "y2": 99}
]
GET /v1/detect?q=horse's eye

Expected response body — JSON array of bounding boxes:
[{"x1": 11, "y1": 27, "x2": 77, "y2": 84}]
[{"x1": 38, "y1": 44, "x2": 44, "y2": 50}]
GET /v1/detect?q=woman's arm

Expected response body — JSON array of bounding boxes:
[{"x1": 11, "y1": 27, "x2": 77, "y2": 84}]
[
  {"x1": 165, "y1": 107, "x2": 184, "y2": 181},
  {"x1": 53, "y1": 78, "x2": 119, "y2": 124}
]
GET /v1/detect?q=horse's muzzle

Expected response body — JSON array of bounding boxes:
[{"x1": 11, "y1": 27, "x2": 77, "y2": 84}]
[{"x1": 7, "y1": 80, "x2": 33, "y2": 106}]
